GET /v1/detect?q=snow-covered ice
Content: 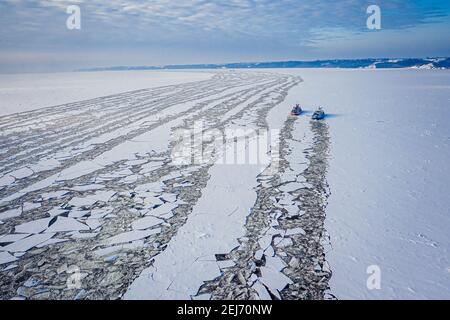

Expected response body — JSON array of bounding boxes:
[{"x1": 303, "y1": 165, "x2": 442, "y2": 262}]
[
  {"x1": 0, "y1": 69, "x2": 448, "y2": 300},
  {"x1": 281, "y1": 68, "x2": 450, "y2": 299},
  {"x1": 0, "y1": 70, "x2": 213, "y2": 116}
]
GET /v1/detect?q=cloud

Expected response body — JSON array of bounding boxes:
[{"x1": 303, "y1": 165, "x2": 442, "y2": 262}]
[
  {"x1": 0, "y1": 0, "x2": 449, "y2": 71},
  {"x1": 3, "y1": 0, "x2": 449, "y2": 41}
]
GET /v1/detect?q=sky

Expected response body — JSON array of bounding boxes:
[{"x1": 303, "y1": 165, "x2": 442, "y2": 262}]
[{"x1": 0, "y1": 0, "x2": 449, "y2": 73}]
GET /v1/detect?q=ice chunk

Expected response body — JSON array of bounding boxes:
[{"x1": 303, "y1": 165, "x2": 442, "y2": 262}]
[
  {"x1": 282, "y1": 205, "x2": 301, "y2": 217},
  {"x1": 85, "y1": 219, "x2": 102, "y2": 230},
  {"x1": 67, "y1": 197, "x2": 97, "y2": 208},
  {"x1": 89, "y1": 208, "x2": 112, "y2": 219},
  {"x1": 139, "y1": 162, "x2": 163, "y2": 174},
  {"x1": 3, "y1": 264, "x2": 18, "y2": 271},
  {"x1": 41, "y1": 190, "x2": 69, "y2": 201},
  {"x1": 0, "y1": 208, "x2": 21, "y2": 220},
  {"x1": 70, "y1": 184, "x2": 105, "y2": 192},
  {"x1": 15, "y1": 218, "x2": 52, "y2": 234},
  {"x1": 0, "y1": 252, "x2": 17, "y2": 265},
  {"x1": 132, "y1": 216, "x2": 163, "y2": 230},
  {"x1": 274, "y1": 237, "x2": 293, "y2": 248},
  {"x1": 105, "y1": 228, "x2": 161, "y2": 245},
  {"x1": 258, "y1": 235, "x2": 273, "y2": 250},
  {"x1": 28, "y1": 158, "x2": 60, "y2": 172},
  {"x1": 36, "y1": 238, "x2": 68, "y2": 248},
  {"x1": 265, "y1": 255, "x2": 287, "y2": 272},
  {"x1": 57, "y1": 161, "x2": 104, "y2": 181},
  {"x1": 135, "y1": 182, "x2": 163, "y2": 193},
  {"x1": 122, "y1": 175, "x2": 139, "y2": 184},
  {"x1": 9, "y1": 168, "x2": 34, "y2": 179},
  {"x1": 22, "y1": 202, "x2": 41, "y2": 212},
  {"x1": 0, "y1": 175, "x2": 15, "y2": 187},
  {"x1": 125, "y1": 160, "x2": 147, "y2": 166},
  {"x1": 67, "y1": 191, "x2": 114, "y2": 208},
  {"x1": 259, "y1": 266, "x2": 293, "y2": 292},
  {"x1": 115, "y1": 169, "x2": 134, "y2": 176},
  {"x1": 90, "y1": 190, "x2": 116, "y2": 202},
  {"x1": 94, "y1": 240, "x2": 145, "y2": 256},
  {"x1": 255, "y1": 249, "x2": 264, "y2": 260},
  {"x1": 147, "y1": 203, "x2": 177, "y2": 218},
  {"x1": 140, "y1": 195, "x2": 164, "y2": 208},
  {"x1": 2, "y1": 233, "x2": 55, "y2": 252},
  {"x1": 46, "y1": 217, "x2": 89, "y2": 233},
  {"x1": 285, "y1": 227, "x2": 306, "y2": 236},
  {"x1": 278, "y1": 183, "x2": 299, "y2": 193},
  {"x1": 48, "y1": 208, "x2": 69, "y2": 217},
  {"x1": 0, "y1": 234, "x2": 30, "y2": 244},
  {"x1": 252, "y1": 281, "x2": 272, "y2": 300},
  {"x1": 68, "y1": 210, "x2": 90, "y2": 218},
  {"x1": 70, "y1": 232, "x2": 98, "y2": 239},
  {"x1": 217, "y1": 260, "x2": 235, "y2": 269},
  {"x1": 278, "y1": 198, "x2": 295, "y2": 206},
  {"x1": 160, "y1": 193, "x2": 177, "y2": 203}
]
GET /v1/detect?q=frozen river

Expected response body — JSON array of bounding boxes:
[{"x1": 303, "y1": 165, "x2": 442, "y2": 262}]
[{"x1": 0, "y1": 68, "x2": 448, "y2": 299}]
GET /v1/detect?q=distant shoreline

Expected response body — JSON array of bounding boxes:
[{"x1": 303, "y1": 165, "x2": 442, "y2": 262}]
[{"x1": 76, "y1": 57, "x2": 450, "y2": 72}]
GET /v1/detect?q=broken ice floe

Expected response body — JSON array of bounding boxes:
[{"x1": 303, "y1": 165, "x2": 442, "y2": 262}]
[
  {"x1": 139, "y1": 161, "x2": 164, "y2": 174},
  {"x1": 160, "y1": 193, "x2": 177, "y2": 203},
  {"x1": 121, "y1": 175, "x2": 139, "y2": 184},
  {"x1": 9, "y1": 167, "x2": 34, "y2": 180},
  {"x1": 0, "y1": 233, "x2": 30, "y2": 244},
  {"x1": 0, "y1": 175, "x2": 15, "y2": 188},
  {"x1": 36, "y1": 238, "x2": 68, "y2": 248},
  {"x1": 45, "y1": 217, "x2": 89, "y2": 233},
  {"x1": 217, "y1": 260, "x2": 235, "y2": 270},
  {"x1": 134, "y1": 181, "x2": 164, "y2": 193},
  {"x1": 274, "y1": 237, "x2": 293, "y2": 248},
  {"x1": 22, "y1": 202, "x2": 41, "y2": 212},
  {"x1": 132, "y1": 216, "x2": 163, "y2": 230},
  {"x1": 125, "y1": 159, "x2": 148, "y2": 166},
  {"x1": 84, "y1": 219, "x2": 102, "y2": 230},
  {"x1": 41, "y1": 190, "x2": 69, "y2": 201},
  {"x1": 66, "y1": 190, "x2": 115, "y2": 208},
  {"x1": 145, "y1": 203, "x2": 177, "y2": 218},
  {"x1": 0, "y1": 252, "x2": 18, "y2": 265},
  {"x1": 105, "y1": 228, "x2": 161, "y2": 245},
  {"x1": 68, "y1": 210, "x2": 90, "y2": 218},
  {"x1": 1, "y1": 233, "x2": 55, "y2": 253},
  {"x1": 28, "y1": 158, "x2": 61, "y2": 173},
  {"x1": 70, "y1": 184, "x2": 105, "y2": 192},
  {"x1": 252, "y1": 281, "x2": 272, "y2": 300},
  {"x1": 3, "y1": 264, "x2": 18, "y2": 271},
  {"x1": 0, "y1": 208, "x2": 22, "y2": 221},
  {"x1": 285, "y1": 227, "x2": 306, "y2": 236},
  {"x1": 48, "y1": 208, "x2": 69, "y2": 217},
  {"x1": 89, "y1": 208, "x2": 113, "y2": 219},
  {"x1": 258, "y1": 266, "x2": 293, "y2": 298},
  {"x1": 69, "y1": 232, "x2": 98, "y2": 239},
  {"x1": 15, "y1": 218, "x2": 52, "y2": 234},
  {"x1": 94, "y1": 240, "x2": 145, "y2": 257}
]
